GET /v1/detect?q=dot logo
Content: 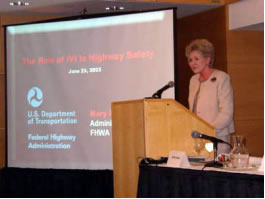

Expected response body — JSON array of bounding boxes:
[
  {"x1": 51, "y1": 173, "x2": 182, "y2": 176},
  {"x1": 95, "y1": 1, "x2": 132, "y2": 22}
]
[{"x1": 27, "y1": 87, "x2": 43, "y2": 107}]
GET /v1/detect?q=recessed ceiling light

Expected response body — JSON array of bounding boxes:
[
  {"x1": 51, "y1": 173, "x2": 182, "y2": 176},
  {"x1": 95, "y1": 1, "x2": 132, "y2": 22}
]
[
  {"x1": 105, "y1": 6, "x2": 125, "y2": 11},
  {"x1": 9, "y1": 1, "x2": 29, "y2": 6}
]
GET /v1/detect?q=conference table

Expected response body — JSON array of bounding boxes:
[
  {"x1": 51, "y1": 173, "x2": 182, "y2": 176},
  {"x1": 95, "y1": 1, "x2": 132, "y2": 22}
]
[{"x1": 137, "y1": 164, "x2": 264, "y2": 198}]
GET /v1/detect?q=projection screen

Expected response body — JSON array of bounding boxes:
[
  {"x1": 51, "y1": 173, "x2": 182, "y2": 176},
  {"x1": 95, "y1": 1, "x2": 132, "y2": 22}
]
[{"x1": 6, "y1": 9, "x2": 176, "y2": 169}]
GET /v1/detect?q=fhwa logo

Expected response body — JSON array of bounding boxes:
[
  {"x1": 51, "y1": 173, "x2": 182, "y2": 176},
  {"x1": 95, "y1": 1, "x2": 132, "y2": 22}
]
[{"x1": 27, "y1": 87, "x2": 43, "y2": 107}]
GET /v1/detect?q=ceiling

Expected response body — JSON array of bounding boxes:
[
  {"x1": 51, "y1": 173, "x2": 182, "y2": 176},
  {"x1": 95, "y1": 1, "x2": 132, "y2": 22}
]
[{"x1": 0, "y1": 0, "x2": 221, "y2": 18}]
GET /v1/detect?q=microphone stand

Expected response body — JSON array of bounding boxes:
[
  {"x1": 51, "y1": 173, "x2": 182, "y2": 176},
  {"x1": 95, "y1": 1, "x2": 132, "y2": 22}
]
[{"x1": 204, "y1": 142, "x2": 223, "y2": 168}]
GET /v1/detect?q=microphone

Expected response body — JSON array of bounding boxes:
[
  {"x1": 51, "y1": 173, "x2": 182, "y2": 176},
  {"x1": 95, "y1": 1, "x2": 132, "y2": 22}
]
[
  {"x1": 152, "y1": 81, "x2": 174, "y2": 99},
  {"x1": 191, "y1": 130, "x2": 231, "y2": 147}
]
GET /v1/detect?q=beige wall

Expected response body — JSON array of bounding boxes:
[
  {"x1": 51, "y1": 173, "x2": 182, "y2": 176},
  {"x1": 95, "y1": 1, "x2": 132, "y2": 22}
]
[{"x1": 228, "y1": 0, "x2": 264, "y2": 30}]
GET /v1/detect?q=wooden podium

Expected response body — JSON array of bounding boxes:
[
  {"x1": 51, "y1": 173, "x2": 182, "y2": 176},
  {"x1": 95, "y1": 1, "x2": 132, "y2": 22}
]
[{"x1": 111, "y1": 99, "x2": 215, "y2": 198}]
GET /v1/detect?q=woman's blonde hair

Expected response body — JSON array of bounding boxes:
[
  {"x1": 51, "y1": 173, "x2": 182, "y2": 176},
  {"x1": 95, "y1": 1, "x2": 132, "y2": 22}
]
[{"x1": 185, "y1": 39, "x2": 215, "y2": 67}]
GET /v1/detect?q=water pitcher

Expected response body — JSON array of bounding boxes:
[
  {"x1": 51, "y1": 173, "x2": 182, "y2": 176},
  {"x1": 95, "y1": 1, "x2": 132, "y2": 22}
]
[{"x1": 230, "y1": 135, "x2": 249, "y2": 168}]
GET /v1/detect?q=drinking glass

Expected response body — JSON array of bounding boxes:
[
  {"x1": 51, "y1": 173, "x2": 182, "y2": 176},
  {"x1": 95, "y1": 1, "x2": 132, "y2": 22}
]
[
  {"x1": 205, "y1": 142, "x2": 213, "y2": 160},
  {"x1": 194, "y1": 138, "x2": 205, "y2": 156}
]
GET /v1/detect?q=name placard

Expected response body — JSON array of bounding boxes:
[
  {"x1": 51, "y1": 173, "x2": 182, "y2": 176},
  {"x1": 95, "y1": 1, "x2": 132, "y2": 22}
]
[{"x1": 167, "y1": 150, "x2": 190, "y2": 168}]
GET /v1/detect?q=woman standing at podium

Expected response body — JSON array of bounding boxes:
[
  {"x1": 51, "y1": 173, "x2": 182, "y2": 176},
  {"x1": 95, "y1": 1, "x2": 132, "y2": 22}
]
[{"x1": 185, "y1": 39, "x2": 234, "y2": 154}]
